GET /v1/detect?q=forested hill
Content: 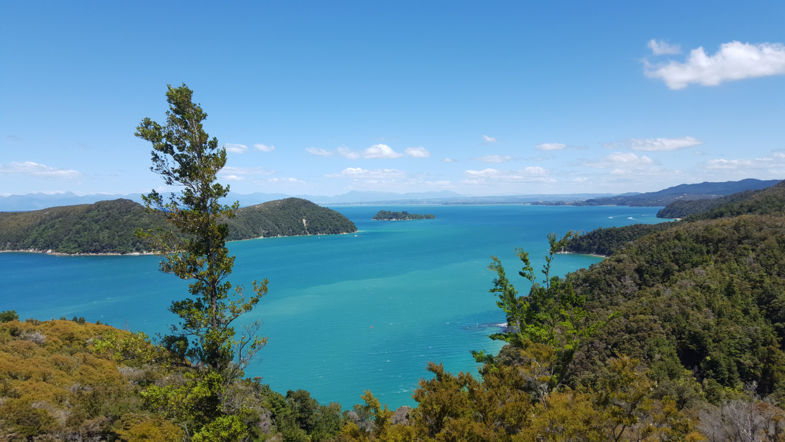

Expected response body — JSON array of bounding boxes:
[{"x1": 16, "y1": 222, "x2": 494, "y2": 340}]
[
  {"x1": 658, "y1": 180, "x2": 785, "y2": 219},
  {"x1": 0, "y1": 198, "x2": 356, "y2": 254},
  {"x1": 567, "y1": 179, "x2": 785, "y2": 257},
  {"x1": 582, "y1": 178, "x2": 778, "y2": 207},
  {"x1": 224, "y1": 197, "x2": 357, "y2": 240},
  {"x1": 0, "y1": 199, "x2": 167, "y2": 254}
]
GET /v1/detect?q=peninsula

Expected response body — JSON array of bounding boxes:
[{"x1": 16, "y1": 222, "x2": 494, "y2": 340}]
[{"x1": 0, "y1": 197, "x2": 356, "y2": 254}]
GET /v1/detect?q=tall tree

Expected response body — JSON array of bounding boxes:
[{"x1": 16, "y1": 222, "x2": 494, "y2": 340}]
[{"x1": 135, "y1": 84, "x2": 266, "y2": 378}]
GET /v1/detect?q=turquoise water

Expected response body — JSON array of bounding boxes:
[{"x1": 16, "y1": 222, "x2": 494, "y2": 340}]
[{"x1": 0, "y1": 205, "x2": 664, "y2": 408}]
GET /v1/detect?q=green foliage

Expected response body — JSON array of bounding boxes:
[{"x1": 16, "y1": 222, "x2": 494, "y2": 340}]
[
  {"x1": 0, "y1": 198, "x2": 168, "y2": 253},
  {"x1": 565, "y1": 222, "x2": 671, "y2": 256},
  {"x1": 0, "y1": 310, "x2": 19, "y2": 322},
  {"x1": 225, "y1": 197, "x2": 357, "y2": 240},
  {"x1": 136, "y1": 83, "x2": 266, "y2": 378},
  {"x1": 372, "y1": 210, "x2": 435, "y2": 220}
]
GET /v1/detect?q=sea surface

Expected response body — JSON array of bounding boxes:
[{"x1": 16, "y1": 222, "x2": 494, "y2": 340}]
[{"x1": 0, "y1": 205, "x2": 665, "y2": 409}]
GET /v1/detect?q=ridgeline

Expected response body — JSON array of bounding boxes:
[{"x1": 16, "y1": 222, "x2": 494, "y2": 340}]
[
  {"x1": 581, "y1": 178, "x2": 779, "y2": 207},
  {"x1": 0, "y1": 198, "x2": 356, "y2": 254}
]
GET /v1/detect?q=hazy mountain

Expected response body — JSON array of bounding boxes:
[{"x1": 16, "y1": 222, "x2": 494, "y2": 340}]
[{"x1": 581, "y1": 178, "x2": 780, "y2": 207}]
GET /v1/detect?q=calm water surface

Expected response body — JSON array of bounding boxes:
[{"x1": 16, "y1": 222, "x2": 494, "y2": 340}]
[{"x1": 0, "y1": 205, "x2": 665, "y2": 408}]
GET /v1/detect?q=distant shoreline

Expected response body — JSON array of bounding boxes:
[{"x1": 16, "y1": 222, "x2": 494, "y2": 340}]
[
  {"x1": 556, "y1": 251, "x2": 608, "y2": 259},
  {"x1": 0, "y1": 230, "x2": 357, "y2": 257},
  {"x1": 0, "y1": 249, "x2": 157, "y2": 257}
]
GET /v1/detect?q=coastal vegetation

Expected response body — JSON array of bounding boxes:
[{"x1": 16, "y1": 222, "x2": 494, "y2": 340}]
[
  {"x1": 0, "y1": 198, "x2": 356, "y2": 254},
  {"x1": 226, "y1": 198, "x2": 357, "y2": 240},
  {"x1": 372, "y1": 210, "x2": 435, "y2": 221}
]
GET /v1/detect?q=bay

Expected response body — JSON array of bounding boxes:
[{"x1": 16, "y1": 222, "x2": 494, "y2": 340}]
[{"x1": 0, "y1": 204, "x2": 664, "y2": 408}]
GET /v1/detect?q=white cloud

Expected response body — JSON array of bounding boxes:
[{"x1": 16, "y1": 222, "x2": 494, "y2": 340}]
[
  {"x1": 0, "y1": 161, "x2": 80, "y2": 178},
  {"x1": 268, "y1": 177, "x2": 305, "y2": 184},
  {"x1": 482, "y1": 135, "x2": 497, "y2": 144},
  {"x1": 254, "y1": 143, "x2": 275, "y2": 152},
  {"x1": 705, "y1": 152, "x2": 785, "y2": 171},
  {"x1": 463, "y1": 166, "x2": 553, "y2": 184},
  {"x1": 363, "y1": 144, "x2": 402, "y2": 159},
  {"x1": 306, "y1": 144, "x2": 427, "y2": 160},
  {"x1": 329, "y1": 167, "x2": 406, "y2": 180},
  {"x1": 585, "y1": 152, "x2": 655, "y2": 175},
  {"x1": 405, "y1": 146, "x2": 430, "y2": 158},
  {"x1": 647, "y1": 39, "x2": 681, "y2": 55},
  {"x1": 645, "y1": 41, "x2": 785, "y2": 89},
  {"x1": 335, "y1": 146, "x2": 359, "y2": 159},
  {"x1": 536, "y1": 142, "x2": 567, "y2": 151},
  {"x1": 224, "y1": 143, "x2": 248, "y2": 154},
  {"x1": 443, "y1": 157, "x2": 455, "y2": 163},
  {"x1": 305, "y1": 147, "x2": 334, "y2": 156},
  {"x1": 627, "y1": 136, "x2": 702, "y2": 151},
  {"x1": 219, "y1": 166, "x2": 274, "y2": 178},
  {"x1": 478, "y1": 154, "x2": 513, "y2": 163}
]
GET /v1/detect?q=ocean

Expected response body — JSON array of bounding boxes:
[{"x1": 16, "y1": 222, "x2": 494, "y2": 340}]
[{"x1": 0, "y1": 204, "x2": 664, "y2": 409}]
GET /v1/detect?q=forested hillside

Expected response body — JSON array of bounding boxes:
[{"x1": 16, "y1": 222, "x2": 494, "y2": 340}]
[
  {"x1": 0, "y1": 199, "x2": 168, "y2": 254},
  {"x1": 225, "y1": 197, "x2": 356, "y2": 240},
  {"x1": 568, "y1": 179, "x2": 785, "y2": 256},
  {"x1": 0, "y1": 198, "x2": 356, "y2": 254}
]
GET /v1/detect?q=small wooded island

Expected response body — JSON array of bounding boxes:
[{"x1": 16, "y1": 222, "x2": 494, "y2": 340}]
[{"x1": 372, "y1": 210, "x2": 435, "y2": 221}]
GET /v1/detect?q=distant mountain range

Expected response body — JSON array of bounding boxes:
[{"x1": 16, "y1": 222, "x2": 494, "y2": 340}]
[
  {"x1": 0, "y1": 191, "x2": 611, "y2": 211},
  {"x1": 2, "y1": 178, "x2": 780, "y2": 211},
  {"x1": 578, "y1": 178, "x2": 780, "y2": 207}
]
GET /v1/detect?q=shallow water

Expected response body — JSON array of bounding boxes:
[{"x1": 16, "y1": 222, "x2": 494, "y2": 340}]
[{"x1": 0, "y1": 204, "x2": 664, "y2": 408}]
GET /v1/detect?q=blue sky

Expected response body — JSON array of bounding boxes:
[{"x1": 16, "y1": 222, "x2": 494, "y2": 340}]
[{"x1": 2, "y1": 1, "x2": 784, "y2": 196}]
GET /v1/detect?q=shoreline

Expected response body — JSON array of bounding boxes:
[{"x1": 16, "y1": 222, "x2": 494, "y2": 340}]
[
  {"x1": 556, "y1": 250, "x2": 608, "y2": 259},
  {"x1": 0, "y1": 249, "x2": 157, "y2": 257},
  {"x1": 1, "y1": 230, "x2": 358, "y2": 257}
]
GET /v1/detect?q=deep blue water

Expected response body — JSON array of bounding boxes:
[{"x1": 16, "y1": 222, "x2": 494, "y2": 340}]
[{"x1": 0, "y1": 205, "x2": 665, "y2": 408}]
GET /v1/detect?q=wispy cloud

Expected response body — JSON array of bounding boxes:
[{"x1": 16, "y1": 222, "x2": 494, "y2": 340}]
[
  {"x1": 328, "y1": 167, "x2": 406, "y2": 180},
  {"x1": 0, "y1": 161, "x2": 80, "y2": 178},
  {"x1": 645, "y1": 41, "x2": 785, "y2": 89},
  {"x1": 443, "y1": 157, "x2": 455, "y2": 163},
  {"x1": 627, "y1": 136, "x2": 702, "y2": 151},
  {"x1": 463, "y1": 166, "x2": 553, "y2": 184},
  {"x1": 482, "y1": 135, "x2": 497, "y2": 144},
  {"x1": 224, "y1": 143, "x2": 248, "y2": 154},
  {"x1": 705, "y1": 152, "x2": 785, "y2": 171},
  {"x1": 585, "y1": 152, "x2": 655, "y2": 175},
  {"x1": 405, "y1": 146, "x2": 430, "y2": 158},
  {"x1": 254, "y1": 143, "x2": 275, "y2": 152},
  {"x1": 305, "y1": 144, "x2": 428, "y2": 160},
  {"x1": 337, "y1": 147, "x2": 360, "y2": 160},
  {"x1": 536, "y1": 142, "x2": 567, "y2": 151},
  {"x1": 647, "y1": 39, "x2": 681, "y2": 55},
  {"x1": 268, "y1": 177, "x2": 305, "y2": 184},
  {"x1": 305, "y1": 147, "x2": 333, "y2": 156},
  {"x1": 218, "y1": 166, "x2": 275, "y2": 181},
  {"x1": 478, "y1": 154, "x2": 512, "y2": 163}
]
